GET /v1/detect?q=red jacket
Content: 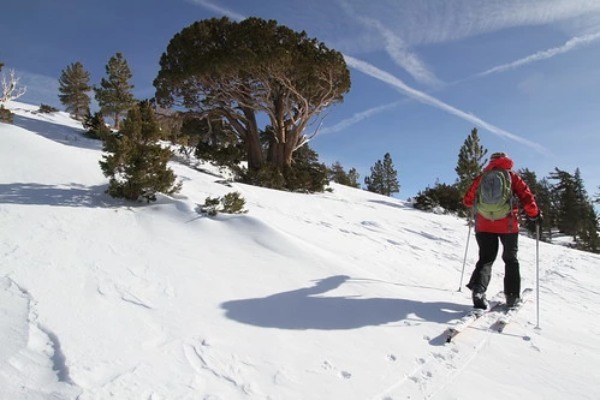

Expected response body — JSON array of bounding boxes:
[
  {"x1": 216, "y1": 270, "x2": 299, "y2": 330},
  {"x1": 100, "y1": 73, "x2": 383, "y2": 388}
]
[{"x1": 463, "y1": 156, "x2": 539, "y2": 233}]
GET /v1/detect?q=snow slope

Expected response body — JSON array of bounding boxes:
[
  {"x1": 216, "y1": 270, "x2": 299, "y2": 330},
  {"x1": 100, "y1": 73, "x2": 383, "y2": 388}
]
[{"x1": 1, "y1": 101, "x2": 599, "y2": 400}]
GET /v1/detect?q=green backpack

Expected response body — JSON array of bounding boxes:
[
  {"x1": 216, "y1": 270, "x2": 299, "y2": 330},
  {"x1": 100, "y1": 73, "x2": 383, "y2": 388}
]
[{"x1": 476, "y1": 169, "x2": 513, "y2": 220}]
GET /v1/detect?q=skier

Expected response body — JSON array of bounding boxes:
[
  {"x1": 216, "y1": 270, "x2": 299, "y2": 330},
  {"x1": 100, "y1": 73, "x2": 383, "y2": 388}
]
[{"x1": 463, "y1": 152, "x2": 540, "y2": 309}]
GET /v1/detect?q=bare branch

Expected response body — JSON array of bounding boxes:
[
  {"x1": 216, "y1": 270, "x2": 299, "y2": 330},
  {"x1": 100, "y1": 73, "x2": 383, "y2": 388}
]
[
  {"x1": 299, "y1": 112, "x2": 328, "y2": 148},
  {"x1": 0, "y1": 69, "x2": 27, "y2": 103}
]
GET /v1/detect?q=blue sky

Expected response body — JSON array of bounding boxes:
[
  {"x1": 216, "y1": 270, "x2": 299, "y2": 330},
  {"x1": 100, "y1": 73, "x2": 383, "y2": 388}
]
[{"x1": 2, "y1": 0, "x2": 600, "y2": 199}]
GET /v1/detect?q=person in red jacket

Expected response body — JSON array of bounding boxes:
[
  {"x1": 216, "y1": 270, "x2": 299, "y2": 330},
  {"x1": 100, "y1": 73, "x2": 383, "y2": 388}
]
[{"x1": 463, "y1": 152, "x2": 540, "y2": 309}]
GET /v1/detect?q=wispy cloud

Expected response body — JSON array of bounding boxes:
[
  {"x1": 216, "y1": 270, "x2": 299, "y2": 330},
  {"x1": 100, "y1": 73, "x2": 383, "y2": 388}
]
[
  {"x1": 343, "y1": 55, "x2": 548, "y2": 154},
  {"x1": 185, "y1": 0, "x2": 246, "y2": 21},
  {"x1": 476, "y1": 31, "x2": 600, "y2": 78},
  {"x1": 338, "y1": 0, "x2": 440, "y2": 86},
  {"x1": 333, "y1": 1, "x2": 600, "y2": 49},
  {"x1": 320, "y1": 101, "x2": 402, "y2": 135}
]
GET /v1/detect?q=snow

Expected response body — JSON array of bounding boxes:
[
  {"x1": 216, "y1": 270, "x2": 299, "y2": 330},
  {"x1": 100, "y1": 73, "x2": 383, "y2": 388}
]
[{"x1": 1, "y1": 100, "x2": 599, "y2": 400}]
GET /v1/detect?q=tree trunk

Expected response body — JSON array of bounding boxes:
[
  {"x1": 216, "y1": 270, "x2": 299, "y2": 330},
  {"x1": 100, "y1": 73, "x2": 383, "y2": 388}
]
[
  {"x1": 267, "y1": 133, "x2": 298, "y2": 170},
  {"x1": 114, "y1": 112, "x2": 120, "y2": 130},
  {"x1": 268, "y1": 141, "x2": 285, "y2": 169},
  {"x1": 246, "y1": 129, "x2": 263, "y2": 170},
  {"x1": 283, "y1": 138, "x2": 295, "y2": 167},
  {"x1": 242, "y1": 107, "x2": 263, "y2": 170}
]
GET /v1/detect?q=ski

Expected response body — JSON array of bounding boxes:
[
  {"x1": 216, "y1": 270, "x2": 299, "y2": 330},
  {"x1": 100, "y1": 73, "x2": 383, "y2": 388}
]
[
  {"x1": 445, "y1": 291, "x2": 504, "y2": 343},
  {"x1": 492, "y1": 288, "x2": 534, "y2": 333}
]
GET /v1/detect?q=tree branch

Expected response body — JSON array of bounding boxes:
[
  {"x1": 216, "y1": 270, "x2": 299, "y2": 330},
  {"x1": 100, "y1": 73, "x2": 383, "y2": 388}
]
[{"x1": 0, "y1": 69, "x2": 27, "y2": 103}]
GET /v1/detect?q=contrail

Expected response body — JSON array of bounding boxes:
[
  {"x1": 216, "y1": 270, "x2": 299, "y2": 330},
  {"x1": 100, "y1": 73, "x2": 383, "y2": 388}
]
[
  {"x1": 476, "y1": 31, "x2": 600, "y2": 77},
  {"x1": 344, "y1": 54, "x2": 548, "y2": 154},
  {"x1": 320, "y1": 101, "x2": 403, "y2": 135}
]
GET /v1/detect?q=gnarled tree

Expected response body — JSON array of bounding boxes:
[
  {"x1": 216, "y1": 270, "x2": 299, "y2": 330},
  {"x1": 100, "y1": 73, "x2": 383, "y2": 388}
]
[{"x1": 154, "y1": 17, "x2": 350, "y2": 172}]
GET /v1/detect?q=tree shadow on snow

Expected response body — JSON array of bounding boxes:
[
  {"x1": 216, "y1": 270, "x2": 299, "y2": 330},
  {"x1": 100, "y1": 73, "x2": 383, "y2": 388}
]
[
  {"x1": 221, "y1": 275, "x2": 468, "y2": 330},
  {"x1": 368, "y1": 199, "x2": 410, "y2": 210},
  {"x1": 0, "y1": 182, "x2": 115, "y2": 208},
  {"x1": 12, "y1": 113, "x2": 102, "y2": 151}
]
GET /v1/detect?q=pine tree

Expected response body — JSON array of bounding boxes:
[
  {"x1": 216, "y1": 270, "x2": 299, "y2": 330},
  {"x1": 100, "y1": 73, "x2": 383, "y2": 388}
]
[
  {"x1": 549, "y1": 167, "x2": 599, "y2": 252},
  {"x1": 282, "y1": 143, "x2": 328, "y2": 193},
  {"x1": 414, "y1": 181, "x2": 462, "y2": 213},
  {"x1": 99, "y1": 100, "x2": 180, "y2": 202},
  {"x1": 382, "y1": 153, "x2": 400, "y2": 196},
  {"x1": 577, "y1": 205, "x2": 600, "y2": 253},
  {"x1": 347, "y1": 168, "x2": 360, "y2": 188},
  {"x1": 518, "y1": 168, "x2": 552, "y2": 239},
  {"x1": 572, "y1": 169, "x2": 590, "y2": 226},
  {"x1": 327, "y1": 163, "x2": 360, "y2": 188},
  {"x1": 550, "y1": 168, "x2": 579, "y2": 238},
  {"x1": 58, "y1": 62, "x2": 91, "y2": 120},
  {"x1": 365, "y1": 160, "x2": 384, "y2": 195},
  {"x1": 571, "y1": 169, "x2": 600, "y2": 252},
  {"x1": 365, "y1": 153, "x2": 399, "y2": 196},
  {"x1": 95, "y1": 52, "x2": 136, "y2": 129},
  {"x1": 328, "y1": 161, "x2": 350, "y2": 186},
  {"x1": 83, "y1": 111, "x2": 111, "y2": 140},
  {"x1": 456, "y1": 128, "x2": 487, "y2": 196}
]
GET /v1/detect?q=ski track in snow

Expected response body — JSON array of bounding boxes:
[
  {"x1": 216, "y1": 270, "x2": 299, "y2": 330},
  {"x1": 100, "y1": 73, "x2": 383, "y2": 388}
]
[
  {"x1": 369, "y1": 307, "x2": 506, "y2": 400},
  {"x1": 371, "y1": 252, "x2": 577, "y2": 400}
]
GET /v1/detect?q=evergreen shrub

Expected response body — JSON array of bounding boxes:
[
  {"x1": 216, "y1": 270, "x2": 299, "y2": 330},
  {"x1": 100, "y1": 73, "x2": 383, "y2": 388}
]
[
  {"x1": 38, "y1": 104, "x2": 59, "y2": 113},
  {"x1": 0, "y1": 105, "x2": 13, "y2": 123},
  {"x1": 200, "y1": 192, "x2": 247, "y2": 216}
]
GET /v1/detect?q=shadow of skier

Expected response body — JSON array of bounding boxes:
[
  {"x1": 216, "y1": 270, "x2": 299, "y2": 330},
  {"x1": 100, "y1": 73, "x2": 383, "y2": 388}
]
[{"x1": 221, "y1": 275, "x2": 468, "y2": 330}]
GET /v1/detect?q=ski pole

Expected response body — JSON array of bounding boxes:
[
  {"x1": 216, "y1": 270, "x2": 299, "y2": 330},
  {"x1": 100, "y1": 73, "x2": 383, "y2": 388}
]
[
  {"x1": 458, "y1": 210, "x2": 474, "y2": 292},
  {"x1": 535, "y1": 221, "x2": 541, "y2": 329}
]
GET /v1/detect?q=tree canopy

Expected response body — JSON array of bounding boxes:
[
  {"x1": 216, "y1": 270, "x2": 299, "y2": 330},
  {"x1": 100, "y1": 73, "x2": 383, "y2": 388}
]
[{"x1": 154, "y1": 17, "x2": 351, "y2": 172}]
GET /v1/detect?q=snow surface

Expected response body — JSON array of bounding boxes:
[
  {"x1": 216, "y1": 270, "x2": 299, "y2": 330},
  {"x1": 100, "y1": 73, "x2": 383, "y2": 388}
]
[{"x1": 1, "y1": 101, "x2": 599, "y2": 400}]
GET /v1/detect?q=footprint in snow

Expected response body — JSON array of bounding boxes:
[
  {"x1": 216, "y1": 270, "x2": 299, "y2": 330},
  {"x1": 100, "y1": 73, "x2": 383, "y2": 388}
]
[
  {"x1": 340, "y1": 370, "x2": 352, "y2": 379},
  {"x1": 321, "y1": 360, "x2": 352, "y2": 379},
  {"x1": 321, "y1": 360, "x2": 333, "y2": 370}
]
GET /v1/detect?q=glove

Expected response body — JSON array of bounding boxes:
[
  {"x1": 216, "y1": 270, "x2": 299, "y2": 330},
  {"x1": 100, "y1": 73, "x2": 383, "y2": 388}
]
[{"x1": 528, "y1": 211, "x2": 543, "y2": 225}]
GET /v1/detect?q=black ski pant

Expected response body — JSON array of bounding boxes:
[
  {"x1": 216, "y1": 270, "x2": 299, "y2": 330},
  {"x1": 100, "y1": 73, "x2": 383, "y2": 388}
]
[{"x1": 466, "y1": 232, "x2": 520, "y2": 296}]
